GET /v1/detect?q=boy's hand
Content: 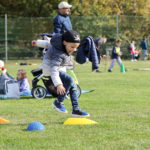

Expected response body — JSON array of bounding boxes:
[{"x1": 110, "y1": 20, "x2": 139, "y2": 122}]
[
  {"x1": 118, "y1": 51, "x2": 122, "y2": 56},
  {"x1": 31, "y1": 40, "x2": 37, "y2": 46},
  {"x1": 57, "y1": 85, "x2": 66, "y2": 95}
]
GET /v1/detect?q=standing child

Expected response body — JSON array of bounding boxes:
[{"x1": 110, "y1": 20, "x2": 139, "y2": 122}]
[
  {"x1": 108, "y1": 40, "x2": 123, "y2": 72},
  {"x1": 17, "y1": 69, "x2": 30, "y2": 96},
  {"x1": 41, "y1": 30, "x2": 89, "y2": 117},
  {"x1": 129, "y1": 40, "x2": 136, "y2": 61}
]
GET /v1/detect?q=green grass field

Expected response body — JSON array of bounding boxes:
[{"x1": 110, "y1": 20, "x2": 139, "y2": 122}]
[{"x1": 1, "y1": 59, "x2": 150, "y2": 150}]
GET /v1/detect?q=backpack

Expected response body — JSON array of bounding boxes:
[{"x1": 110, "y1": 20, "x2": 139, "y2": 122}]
[{"x1": 0, "y1": 73, "x2": 20, "y2": 99}]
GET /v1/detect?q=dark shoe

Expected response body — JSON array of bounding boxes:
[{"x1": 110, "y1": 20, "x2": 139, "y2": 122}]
[
  {"x1": 108, "y1": 69, "x2": 112, "y2": 72},
  {"x1": 72, "y1": 109, "x2": 90, "y2": 117},
  {"x1": 52, "y1": 100, "x2": 68, "y2": 113},
  {"x1": 93, "y1": 69, "x2": 102, "y2": 73},
  {"x1": 96, "y1": 69, "x2": 102, "y2": 73}
]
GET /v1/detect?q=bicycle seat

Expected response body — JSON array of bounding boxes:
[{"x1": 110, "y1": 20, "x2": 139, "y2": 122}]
[{"x1": 31, "y1": 68, "x2": 42, "y2": 77}]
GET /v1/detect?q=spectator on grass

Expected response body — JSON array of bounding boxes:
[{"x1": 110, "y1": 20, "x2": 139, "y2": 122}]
[
  {"x1": 53, "y1": 1, "x2": 72, "y2": 34},
  {"x1": 17, "y1": 69, "x2": 30, "y2": 96},
  {"x1": 140, "y1": 37, "x2": 148, "y2": 60},
  {"x1": 108, "y1": 40, "x2": 123, "y2": 72}
]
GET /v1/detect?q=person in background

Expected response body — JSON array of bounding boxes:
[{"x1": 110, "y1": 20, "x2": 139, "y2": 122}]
[
  {"x1": 0, "y1": 60, "x2": 7, "y2": 75},
  {"x1": 76, "y1": 36, "x2": 107, "y2": 73},
  {"x1": 53, "y1": 1, "x2": 72, "y2": 34},
  {"x1": 94, "y1": 37, "x2": 107, "y2": 72},
  {"x1": 17, "y1": 69, "x2": 30, "y2": 96},
  {"x1": 108, "y1": 40, "x2": 123, "y2": 72},
  {"x1": 140, "y1": 37, "x2": 148, "y2": 60},
  {"x1": 134, "y1": 49, "x2": 141, "y2": 60},
  {"x1": 129, "y1": 40, "x2": 136, "y2": 61}
]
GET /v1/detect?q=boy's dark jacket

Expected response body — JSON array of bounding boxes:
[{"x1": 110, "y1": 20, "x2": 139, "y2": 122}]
[
  {"x1": 43, "y1": 34, "x2": 71, "y2": 87},
  {"x1": 112, "y1": 46, "x2": 120, "y2": 59}
]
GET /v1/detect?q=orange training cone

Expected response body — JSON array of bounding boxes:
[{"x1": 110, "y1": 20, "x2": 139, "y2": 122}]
[{"x1": 0, "y1": 117, "x2": 10, "y2": 123}]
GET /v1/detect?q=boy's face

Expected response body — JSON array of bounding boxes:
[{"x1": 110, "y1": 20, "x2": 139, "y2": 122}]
[
  {"x1": 131, "y1": 41, "x2": 135, "y2": 44},
  {"x1": 63, "y1": 41, "x2": 80, "y2": 54},
  {"x1": 116, "y1": 42, "x2": 121, "y2": 47}
]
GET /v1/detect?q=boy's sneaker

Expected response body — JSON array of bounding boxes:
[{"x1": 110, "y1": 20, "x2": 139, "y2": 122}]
[
  {"x1": 52, "y1": 100, "x2": 68, "y2": 113},
  {"x1": 96, "y1": 69, "x2": 102, "y2": 73},
  {"x1": 108, "y1": 69, "x2": 112, "y2": 72},
  {"x1": 72, "y1": 109, "x2": 90, "y2": 117},
  {"x1": 92, "y1": 69, "x2": 102, "y2": 73}
]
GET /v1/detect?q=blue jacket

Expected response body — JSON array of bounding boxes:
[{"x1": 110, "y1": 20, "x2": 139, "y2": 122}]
[
  {"x1": 76, "y1": 36, "x2": 100, "y2": 70},
  {"x1": 141, "y1": 40, "x2": 148, "y2": 50},
  {"x1": 53, "y1": 13, "x2": 72, "y2": 34}
]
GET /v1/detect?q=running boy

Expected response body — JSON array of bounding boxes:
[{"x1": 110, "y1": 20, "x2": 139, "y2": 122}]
[
  {"x1": 108, "y1": 40, "x2": 123, "y2": 72},
  {"x1": 41, "y1": 30, "x2": 89, "y2": 117}
]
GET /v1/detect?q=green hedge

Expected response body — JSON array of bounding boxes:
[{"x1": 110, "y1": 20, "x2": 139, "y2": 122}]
[{"x1": 0, "y1": 15, "x2": 149, "y2": 59}]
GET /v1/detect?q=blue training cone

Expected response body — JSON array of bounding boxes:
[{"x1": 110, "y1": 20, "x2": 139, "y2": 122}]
[{"x1": 27, "y1": 122, "x2": 45, "y2": 131}]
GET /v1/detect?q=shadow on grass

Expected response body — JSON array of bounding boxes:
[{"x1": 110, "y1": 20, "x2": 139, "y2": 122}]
[
  {"x1": 20, "y1": 96, "x2": 53, "y2": 99},
  {"x1": 3, "y1": 90, "x2": 94, "y2": 101},
  {"x1": 22, "y1": 121, "x2": 64, "y2": 131},
  {"x1": 0, "y1": 121, "x2": 63, "y2": 132},
  {"x1": 1, "y1": 96, "x2": 53, "y2": 101}
]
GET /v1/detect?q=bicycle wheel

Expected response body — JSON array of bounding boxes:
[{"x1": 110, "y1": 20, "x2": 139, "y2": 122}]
[{"x1": 32, "y1": 85, "x2": 47, "y2": 99}]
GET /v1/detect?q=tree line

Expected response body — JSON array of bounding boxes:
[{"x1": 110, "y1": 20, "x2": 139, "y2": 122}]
[
  {"x1": 0, "y1": 0, "x2": 149, "y2": 17},
  {"x1": 0, "y1": 0, "x2": 149, "y2": 59}
]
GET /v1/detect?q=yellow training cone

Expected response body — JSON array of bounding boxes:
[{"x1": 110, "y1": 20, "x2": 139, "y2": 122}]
[
  {"x1": 0, "y1": 117, "x2": 10, "y2": 123},
  {"x1": 63, "y1": 118, "x2": 98, "y2": 125}
]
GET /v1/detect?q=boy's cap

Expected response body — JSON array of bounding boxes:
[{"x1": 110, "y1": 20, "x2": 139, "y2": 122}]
[
  {"x1": 58, "y1": 1, "x2": 72, "y2": 9},
  {"x1": 62, "y1": 30, "x2": 80, "y2": 43}
]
